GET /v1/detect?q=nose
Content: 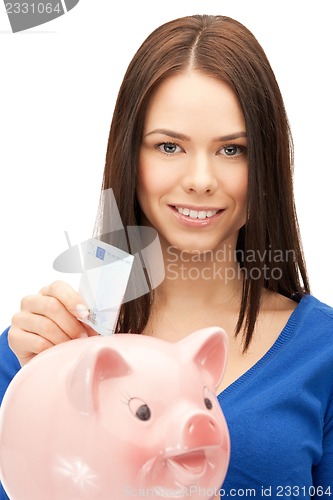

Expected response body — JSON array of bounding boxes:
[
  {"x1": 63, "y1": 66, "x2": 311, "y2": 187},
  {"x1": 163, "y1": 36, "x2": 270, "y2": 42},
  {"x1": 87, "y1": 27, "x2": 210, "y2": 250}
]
[
  {"x1": 183, "y1": 414, "x2": 221, "y2": 449},
  {"x1": 181, "y1": 154, "x2": 218, "y2": 194}
]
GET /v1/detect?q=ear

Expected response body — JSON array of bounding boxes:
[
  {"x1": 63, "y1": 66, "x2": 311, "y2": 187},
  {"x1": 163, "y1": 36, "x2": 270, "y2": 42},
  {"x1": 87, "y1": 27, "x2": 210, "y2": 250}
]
[
  {"x1": 67, "y1": 344, "x2": 132, "y2": 415},
  {"x1": 179, "y1": 327, "x2": 228, "y2": 391}
]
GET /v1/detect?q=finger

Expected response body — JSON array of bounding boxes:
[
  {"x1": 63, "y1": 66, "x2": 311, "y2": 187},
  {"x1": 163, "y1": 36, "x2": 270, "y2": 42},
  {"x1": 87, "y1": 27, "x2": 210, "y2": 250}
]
[
  {"x1": 39, "y1": 280, "x2": 90, "y2": 320},
  {"x1": 12, "y1": 310, "x2": 73, "y2": 344},
  {"x1": 21, "y1": 293, "x2": 88, "y2": 340},
  {"x1": 8, "y1": 325, "x2": 55, "y2": 366},
  {"x1": 82, "y1": 324, "x2": 100, "y2": 337}
]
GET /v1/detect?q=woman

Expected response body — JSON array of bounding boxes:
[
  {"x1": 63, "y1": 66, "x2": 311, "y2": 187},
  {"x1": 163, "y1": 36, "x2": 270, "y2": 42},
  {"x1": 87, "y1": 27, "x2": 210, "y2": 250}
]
[{"x1": 1, "y1": 15, "x2": 332, "y2": 499}]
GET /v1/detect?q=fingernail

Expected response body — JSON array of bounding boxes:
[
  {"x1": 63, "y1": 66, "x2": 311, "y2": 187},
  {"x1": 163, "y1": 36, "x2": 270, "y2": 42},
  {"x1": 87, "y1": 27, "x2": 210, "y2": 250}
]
[
  {"x1": 79, "y1": 332, "x2": 88, "y2": 338},
  {"x1": 76, "y1": 304, "x2": 89, "y2": 319}
]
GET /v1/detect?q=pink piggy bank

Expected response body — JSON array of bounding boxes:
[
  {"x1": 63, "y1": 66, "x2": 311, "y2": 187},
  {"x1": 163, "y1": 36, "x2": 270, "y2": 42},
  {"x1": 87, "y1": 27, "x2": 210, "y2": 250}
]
[{"x1": 0, "y1": 327, "x2": 230, "y2": 499}]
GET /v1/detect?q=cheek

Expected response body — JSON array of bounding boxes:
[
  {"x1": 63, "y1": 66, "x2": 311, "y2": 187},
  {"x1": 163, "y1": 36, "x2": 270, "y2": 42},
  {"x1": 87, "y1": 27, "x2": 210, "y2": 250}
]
[
  {"x1": 220, "y1": 168, "x2": 248, "y2": 206},
  {"x1": 236, "y1": 172, "x2": 249, "y2": 224},
  {"x1": 136, "y1": 158, "x2": 166, "y2": 222},
  {"x1": 137, "y1": 157, "x2": 175, "y2": 201},
  {"x1": 237, "y1": 181, "x2": 248, "y2": 222},
  {"x1": 238, "y1": 175, "x2": 248, "y2": 205}
]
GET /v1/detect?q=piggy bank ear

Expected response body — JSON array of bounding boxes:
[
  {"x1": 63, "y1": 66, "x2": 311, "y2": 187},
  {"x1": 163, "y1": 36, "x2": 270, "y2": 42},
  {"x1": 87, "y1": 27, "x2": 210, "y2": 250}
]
[
  {"x1": 180, "y1": 327, "x2": 228, "y2": 391},
  {"x1": 68, "y1": 345, "x2": 132, "y2": 415}
]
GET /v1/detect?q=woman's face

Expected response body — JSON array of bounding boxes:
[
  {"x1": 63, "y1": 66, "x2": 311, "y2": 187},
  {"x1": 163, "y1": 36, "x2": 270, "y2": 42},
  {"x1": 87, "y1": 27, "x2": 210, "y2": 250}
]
[{"x1": 137, "y1": 70, "x2": 248, "y2": 255}]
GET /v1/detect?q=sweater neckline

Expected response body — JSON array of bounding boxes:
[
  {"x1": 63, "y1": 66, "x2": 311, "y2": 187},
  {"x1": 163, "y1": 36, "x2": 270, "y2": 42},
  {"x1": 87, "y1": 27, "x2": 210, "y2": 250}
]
[{"x1": 217, "y1": 294, "x2": 310, "y2": 401}]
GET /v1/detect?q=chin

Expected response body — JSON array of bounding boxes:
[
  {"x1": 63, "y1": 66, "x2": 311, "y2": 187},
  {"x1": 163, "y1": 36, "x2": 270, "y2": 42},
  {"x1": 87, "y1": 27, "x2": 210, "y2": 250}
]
[{"x1": 163, "y1": 238, "x2": 227, "y2": 257}]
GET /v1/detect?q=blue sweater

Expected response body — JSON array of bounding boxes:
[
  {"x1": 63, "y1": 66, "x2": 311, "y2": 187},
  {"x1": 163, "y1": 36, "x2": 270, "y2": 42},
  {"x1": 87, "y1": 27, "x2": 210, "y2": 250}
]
[
  {"x1": 0, "y1": 294, "x2": 332, "y2": 499},
  {"x1": 218, "y1": 294, "x2": 333, "y2": 499}
]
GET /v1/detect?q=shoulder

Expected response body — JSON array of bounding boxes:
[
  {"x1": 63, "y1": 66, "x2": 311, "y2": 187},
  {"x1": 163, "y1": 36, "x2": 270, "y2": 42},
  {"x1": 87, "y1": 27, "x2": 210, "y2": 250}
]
[
  {"x1": 260, "y1": 291, "x2": 333, "y2": 367},
  {"x1": 296, "y1": 294, "x2": 333, "y2": 330},
  {"x1": 286, "y1": 294, "x2": 333, "y2": 370}
]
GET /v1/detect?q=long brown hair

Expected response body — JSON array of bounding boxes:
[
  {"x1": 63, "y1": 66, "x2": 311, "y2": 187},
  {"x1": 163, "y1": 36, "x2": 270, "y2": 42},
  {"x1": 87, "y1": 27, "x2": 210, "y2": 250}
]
[{"x1": 99, "y1": 15, "x2": 310, "y2": 349}]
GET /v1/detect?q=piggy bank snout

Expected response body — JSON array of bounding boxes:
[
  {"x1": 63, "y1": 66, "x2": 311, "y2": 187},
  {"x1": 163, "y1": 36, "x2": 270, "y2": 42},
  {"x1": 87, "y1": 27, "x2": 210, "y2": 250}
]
[{"x1": 184, "y1": 414, "x2": 222, "y2": 449}]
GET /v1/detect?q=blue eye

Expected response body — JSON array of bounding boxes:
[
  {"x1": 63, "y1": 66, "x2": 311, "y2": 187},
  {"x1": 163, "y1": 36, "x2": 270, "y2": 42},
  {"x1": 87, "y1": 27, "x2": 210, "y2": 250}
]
[
  {"x1": 157, "y1": 142, "x2": 181, "y2": 154},
  {"x1": 220, "y1": 145, "x2": 246, "y2": 157}
]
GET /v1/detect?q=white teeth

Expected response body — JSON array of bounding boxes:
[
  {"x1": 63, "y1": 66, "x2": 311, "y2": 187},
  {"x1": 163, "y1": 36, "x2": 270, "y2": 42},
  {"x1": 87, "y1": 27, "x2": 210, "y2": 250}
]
[{"x1": 175, "y1": 207, "x2": 218, "y2": 219}]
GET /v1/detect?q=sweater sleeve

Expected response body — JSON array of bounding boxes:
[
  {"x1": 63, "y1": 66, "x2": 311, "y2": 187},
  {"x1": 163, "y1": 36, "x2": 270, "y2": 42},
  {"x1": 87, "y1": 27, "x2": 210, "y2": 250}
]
[
  {"x1": 0, "y1": 327, "x2": 21, "y2": 405},
  {"x1": 0, "y1": 327, "x2": 21, "y2": 500},
  {"x1": 312, "y1": 399, "x2": 333, "y2": 498}
]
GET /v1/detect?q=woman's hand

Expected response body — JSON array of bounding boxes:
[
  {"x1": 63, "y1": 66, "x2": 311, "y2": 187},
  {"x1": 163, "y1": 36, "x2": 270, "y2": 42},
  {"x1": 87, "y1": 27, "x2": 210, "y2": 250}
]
[{"x1": 8, "y1": 280, "x2": 98, "y2": 366}]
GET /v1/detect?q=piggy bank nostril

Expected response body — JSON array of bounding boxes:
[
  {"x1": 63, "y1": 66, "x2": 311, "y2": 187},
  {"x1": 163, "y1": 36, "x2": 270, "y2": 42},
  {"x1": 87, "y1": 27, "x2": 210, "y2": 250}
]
[
  {"x1": 184, "y1": 415, "x2": 221, "y2": 448},
  {"x1": 194, "y1": 420, "x2": 216, "y2": 433},
  {"x1": 209, "y1": 420, "x2": 217, "y2": 431}
]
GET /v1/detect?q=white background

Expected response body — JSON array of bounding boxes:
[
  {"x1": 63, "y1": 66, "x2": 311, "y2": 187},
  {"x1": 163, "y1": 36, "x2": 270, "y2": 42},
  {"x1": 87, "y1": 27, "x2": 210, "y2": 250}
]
[{"x1": 0, "y1": 0, "x2": 332, "y2": 328}]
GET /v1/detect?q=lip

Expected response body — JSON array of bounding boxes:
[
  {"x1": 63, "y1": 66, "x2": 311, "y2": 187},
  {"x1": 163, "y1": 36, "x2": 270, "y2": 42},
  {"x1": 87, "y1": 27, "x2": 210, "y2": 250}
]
[
  {"x1": 171, "y1": 204, "x2": 223, "y2": 211},
  {"x1": 169, "y1": 205, "x2": 224, "y2": 227}
]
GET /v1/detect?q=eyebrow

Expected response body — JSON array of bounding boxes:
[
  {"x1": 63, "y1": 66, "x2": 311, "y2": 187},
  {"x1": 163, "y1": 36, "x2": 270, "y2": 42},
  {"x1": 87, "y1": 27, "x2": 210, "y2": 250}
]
[{"x1": 144, "y1": 128, "x2": 247, "y2": 142}]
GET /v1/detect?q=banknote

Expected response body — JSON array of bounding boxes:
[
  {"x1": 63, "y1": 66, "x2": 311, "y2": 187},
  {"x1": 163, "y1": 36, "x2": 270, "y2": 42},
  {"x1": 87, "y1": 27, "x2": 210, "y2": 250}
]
[{"x1": 78, "y1": 239, "x2": 134, "y2": 335}]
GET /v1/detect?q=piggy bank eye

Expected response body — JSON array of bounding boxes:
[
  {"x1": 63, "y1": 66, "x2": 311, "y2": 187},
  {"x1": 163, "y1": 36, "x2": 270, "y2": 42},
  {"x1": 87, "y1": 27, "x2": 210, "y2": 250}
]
[
  {"x1": 136, "y1": 404, "x2": 151, "y2": 421},
  {"x1": 205, "y1": 398, "x2": 213, "y2": 410},
  {"x1": 203, "y1": 387, "x2": 213, "y2": 410},
  {"x1": 129, "y1": 398, "x2": 151, "y2": 421}
]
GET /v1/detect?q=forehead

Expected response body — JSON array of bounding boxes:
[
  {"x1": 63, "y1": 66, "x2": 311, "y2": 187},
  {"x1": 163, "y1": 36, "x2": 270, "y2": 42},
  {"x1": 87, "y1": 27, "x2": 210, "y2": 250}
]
[{"x1": 144, "y1": 70, "x2": 245, "y2": 135}]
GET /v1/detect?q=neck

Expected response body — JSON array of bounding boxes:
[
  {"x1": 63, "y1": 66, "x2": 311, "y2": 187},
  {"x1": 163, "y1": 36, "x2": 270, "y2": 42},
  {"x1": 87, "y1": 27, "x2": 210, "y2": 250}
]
[{"x1": 156, "y1": 240, "x2": 244, "y2": 310}]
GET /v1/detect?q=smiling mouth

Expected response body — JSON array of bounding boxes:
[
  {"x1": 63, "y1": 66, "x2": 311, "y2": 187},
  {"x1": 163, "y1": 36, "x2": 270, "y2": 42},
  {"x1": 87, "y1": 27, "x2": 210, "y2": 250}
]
[
  {"x1": 172, "y1": 206, "x2": 223, "y2": 220},
  {"x1": 166, "y1": 450, "x2": 207, "y2": 477},
  {"x1": 137, "y1": 447, "x2": 224, "y2": 498}
]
